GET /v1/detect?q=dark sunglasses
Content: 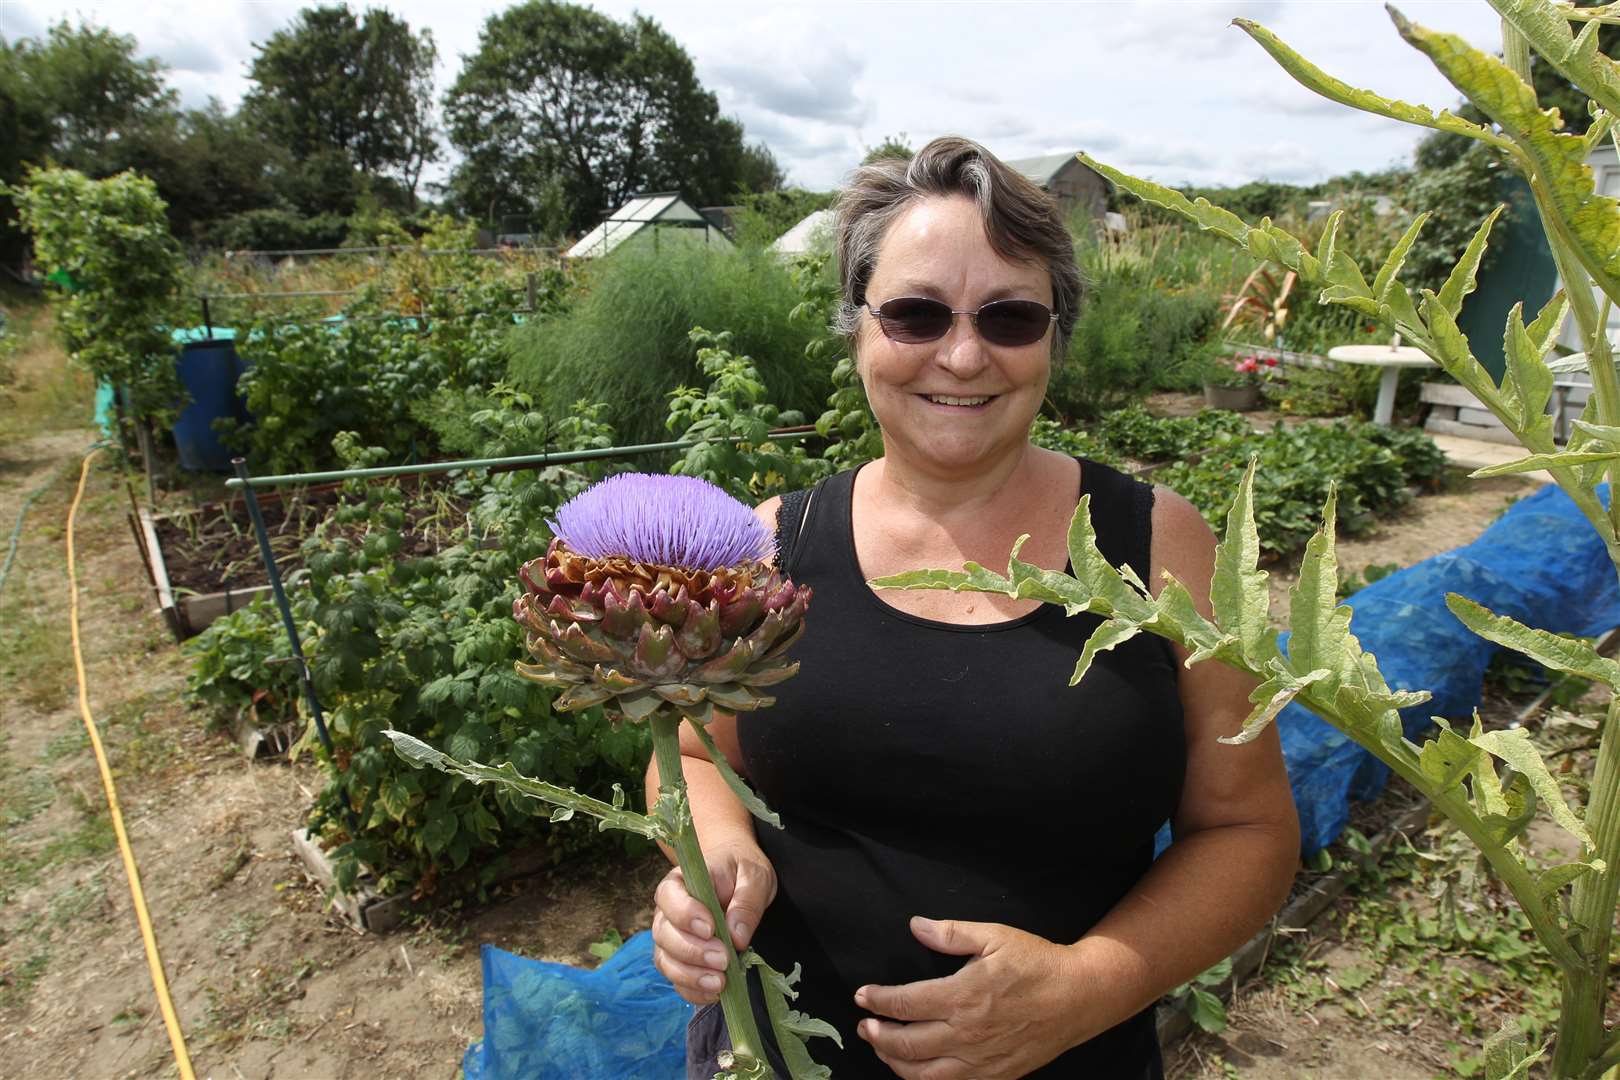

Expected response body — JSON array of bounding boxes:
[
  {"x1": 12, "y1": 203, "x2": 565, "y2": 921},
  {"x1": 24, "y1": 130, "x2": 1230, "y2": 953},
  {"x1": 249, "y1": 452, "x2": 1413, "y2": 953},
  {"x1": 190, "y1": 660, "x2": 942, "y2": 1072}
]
[{"x1": 866, "y1": 296, "x2": 1057, "y2": 348}]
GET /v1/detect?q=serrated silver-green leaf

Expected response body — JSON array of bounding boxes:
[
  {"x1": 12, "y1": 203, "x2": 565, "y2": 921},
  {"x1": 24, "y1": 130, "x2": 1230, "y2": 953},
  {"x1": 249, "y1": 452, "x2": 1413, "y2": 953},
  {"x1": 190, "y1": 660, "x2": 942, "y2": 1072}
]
[
  {"x1": 1488, "y1": 0, "x2": 1620, "y2": 122},
  {"x1": 1437, "y1": 204, "x2": 1506, "y2": 319},
  {"x1": 1210, "y1": 457, "x2": 1270, "y2": 664},
  {"x1": 1393, "y1": 8, "x2": 1620, "y2": 303},
  {"x1": 1373, "y1": 212, "x2": 1428, "y2": 306},
  {"x1": 1446, "y1": 595, "x2": 1620, "y2": 688},
  {"x1": 1220, "y1": 666, "x2": 1333, "y2": 746},
  {"x1": 1536, "y1": 858, "x2": 1606, "y2": 900},
  {"x1": 1070, "y1": 618, "x2": 1143, "y2": 687},
  {"x1": 1287, "y1": 488, "x2": 1351, "y2": 680},
  {"x1": 1501, "y1": 302, "x2": 1558, "y2": 443},
  {"x1": 1234, "y1": 17, "x2": 1516, "y2": 151},
  {"x1": 1469, "y1": 448, "x2": 1620, "y2": 477},
  {"x1": 1066, "y1": 494, "x2": 1157, "y2": 619},
  {"x1": 685, "y1": 715, "x2": 782, "y2": 830},
  {"x1": 1473, "y1": 727, "x2": 1595, "y2": 848},
  {"x1": 1420, "y1": 289, "x2": 1504, "y2": 407}
]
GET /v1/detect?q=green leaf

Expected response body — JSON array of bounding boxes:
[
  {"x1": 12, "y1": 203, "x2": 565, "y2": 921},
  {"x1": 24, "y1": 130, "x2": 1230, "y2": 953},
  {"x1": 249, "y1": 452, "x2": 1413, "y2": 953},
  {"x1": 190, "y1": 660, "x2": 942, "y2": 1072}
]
[
  {"x1": 1500, "y1": 302, "x2": 1557, "y2": 440},
  {"x1": 421, "y1": 809, "x2": 458, "y2": 855},
  {"x1": 684, "y1": 715, "x2": 782, "y2": 829},
  {"x1": 1209, "y1": 457, "x2": 1270, "y2": 663},
  {"x1": 1472, "y1": 727, "x2": 1594, "y2": 848},
  {"x1": 1286, "y1": 488, "x2": 1351, "y2": 680},
  {"x1": 1446, "y1": 595, "x2": 1620, "y2": 688},
  {"x1": 1187, "y1": 987, "x2": 1228, "y2": 1034},
  {"x1": 1069, "y1": 618, "x2": 1143, "y2": 687},
  {"x1": 1487, "y1": 0, "x2": 1620, "y2": 122},
  {"x1": 1233, "y1": 18, "x2": 1516, "y2": 151},
  {"x1": 1437, "y1": 204, "x2": 1506, "y2": 318},
  {"x1": 1220, "y1": 665, "x2": 1333, "y2": 745},
  {"x1": 1372, "y1": 211, "x2": 1429, "y2": 305},
  {"x1": 1392, "y1": 8, "x2": 1620, "y2": 302},
  {"x1": 743, "y1": 951, "x2": 840, "y2": 1079},
  {"x1": 1470, "y1": 448, "x2": 1620, "y2": 477},
  {"x1": 1536, "y1": 858, "x2": 1606, "y2": 901},
  {"x1": 1420, "y1": 290, "x2": 1503, "y2": 407}
]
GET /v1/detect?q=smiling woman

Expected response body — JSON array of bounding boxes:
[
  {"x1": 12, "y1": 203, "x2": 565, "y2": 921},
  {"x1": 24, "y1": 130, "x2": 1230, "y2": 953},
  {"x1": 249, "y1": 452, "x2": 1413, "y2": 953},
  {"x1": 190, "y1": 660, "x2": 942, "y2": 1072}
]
[{"x1": 648, "y1": 137, "x2": 1300, "y2": 1080}]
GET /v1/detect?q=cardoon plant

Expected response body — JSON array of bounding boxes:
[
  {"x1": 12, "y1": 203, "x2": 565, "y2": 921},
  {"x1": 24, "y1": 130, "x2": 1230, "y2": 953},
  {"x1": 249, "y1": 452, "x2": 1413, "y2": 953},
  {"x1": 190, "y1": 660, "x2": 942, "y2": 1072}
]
[{"x1": 388, "y1": 473, "x2": 834, "y2": 1080}]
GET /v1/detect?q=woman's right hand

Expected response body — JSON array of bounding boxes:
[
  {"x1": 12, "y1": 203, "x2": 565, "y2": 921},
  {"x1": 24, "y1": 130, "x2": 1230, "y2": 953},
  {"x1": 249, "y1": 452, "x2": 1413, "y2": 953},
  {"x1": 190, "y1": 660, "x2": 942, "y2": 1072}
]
[{"x1": 650, "y1": 842, "x2": 777, "y2": 1005}]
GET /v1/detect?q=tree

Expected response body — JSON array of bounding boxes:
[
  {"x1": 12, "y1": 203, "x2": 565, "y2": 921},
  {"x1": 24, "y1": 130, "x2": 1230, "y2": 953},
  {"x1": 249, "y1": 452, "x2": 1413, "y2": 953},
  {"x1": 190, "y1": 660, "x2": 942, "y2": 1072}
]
[
  {"x1": 0, "y1": 21, "x2": 178, "y2": 266},
  {"x1": 243, "y1": 5, "x2": 438, "y2": 209},
  {"x1": 861, "y1": 134, "x2": 915, "y2": 165},
  {"x1": 444, "y1": 0, "x2": 766, "y2": 234}
]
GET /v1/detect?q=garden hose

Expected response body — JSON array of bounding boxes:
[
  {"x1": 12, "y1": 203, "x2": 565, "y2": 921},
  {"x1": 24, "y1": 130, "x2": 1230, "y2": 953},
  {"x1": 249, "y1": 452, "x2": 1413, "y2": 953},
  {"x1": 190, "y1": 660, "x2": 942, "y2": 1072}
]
[
  {"x1": 66, "y1": 448, "x2": 197, "y2": 1080},
  {"x1": 0, "y1": 461, "x2": 70, "y2": 602}
]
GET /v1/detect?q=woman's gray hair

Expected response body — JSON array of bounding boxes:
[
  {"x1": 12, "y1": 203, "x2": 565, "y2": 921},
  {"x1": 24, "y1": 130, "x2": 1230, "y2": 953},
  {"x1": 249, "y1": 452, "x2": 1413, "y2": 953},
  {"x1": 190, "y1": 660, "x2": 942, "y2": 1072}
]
[{"x1": 832, "y1": 136, "x2": 1081, "y2": 361}]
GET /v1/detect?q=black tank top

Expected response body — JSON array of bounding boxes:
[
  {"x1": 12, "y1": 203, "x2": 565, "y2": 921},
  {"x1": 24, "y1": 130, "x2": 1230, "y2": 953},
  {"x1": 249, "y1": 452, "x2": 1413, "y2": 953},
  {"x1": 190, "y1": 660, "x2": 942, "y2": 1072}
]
[{"x1": 737, "y1": 459, "x2": 1187, "y2": 1079}]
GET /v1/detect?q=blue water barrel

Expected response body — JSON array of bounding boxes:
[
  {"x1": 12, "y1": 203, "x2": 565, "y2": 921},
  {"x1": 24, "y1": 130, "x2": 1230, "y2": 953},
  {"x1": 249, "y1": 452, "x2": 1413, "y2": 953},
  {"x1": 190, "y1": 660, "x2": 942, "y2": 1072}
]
[{"x1": 173, "y1": 338, "x2": 242, "y2": 471}]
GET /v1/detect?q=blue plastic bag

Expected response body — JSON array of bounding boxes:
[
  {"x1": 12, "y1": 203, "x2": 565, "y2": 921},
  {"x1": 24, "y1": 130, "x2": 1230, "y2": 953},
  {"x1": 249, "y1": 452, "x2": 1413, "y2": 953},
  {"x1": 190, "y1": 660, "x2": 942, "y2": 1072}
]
[{"x1": 462, "y1": 931, "x2": 693, "y2": 1080}]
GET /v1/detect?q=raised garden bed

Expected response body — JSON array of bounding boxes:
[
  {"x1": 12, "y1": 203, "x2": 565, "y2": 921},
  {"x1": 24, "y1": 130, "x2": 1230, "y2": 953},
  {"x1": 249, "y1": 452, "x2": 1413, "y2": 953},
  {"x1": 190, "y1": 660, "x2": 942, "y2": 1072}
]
[{"x1": 130, "y1": 477, "x2": 468, "y2": 640}]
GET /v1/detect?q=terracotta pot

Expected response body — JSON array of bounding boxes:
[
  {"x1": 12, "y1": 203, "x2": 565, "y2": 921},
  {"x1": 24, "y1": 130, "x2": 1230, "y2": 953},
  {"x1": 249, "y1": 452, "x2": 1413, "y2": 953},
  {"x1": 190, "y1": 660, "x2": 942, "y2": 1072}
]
[{"x1": 1203, "y1": 382, "x2": 1262, "y2": 412}]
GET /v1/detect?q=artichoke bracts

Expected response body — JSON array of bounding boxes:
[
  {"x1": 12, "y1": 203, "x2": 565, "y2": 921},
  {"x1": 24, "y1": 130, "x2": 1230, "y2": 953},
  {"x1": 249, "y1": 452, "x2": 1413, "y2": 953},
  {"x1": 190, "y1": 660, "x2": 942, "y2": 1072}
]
[{"x1": 513, "y1": 540, "x2": 809, "y2": 724}]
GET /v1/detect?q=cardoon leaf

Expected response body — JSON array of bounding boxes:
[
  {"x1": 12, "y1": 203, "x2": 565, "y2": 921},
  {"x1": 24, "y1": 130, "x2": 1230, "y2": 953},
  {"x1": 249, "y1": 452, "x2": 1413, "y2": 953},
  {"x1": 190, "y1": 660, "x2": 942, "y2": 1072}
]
[
  {"x1": 1287, "y1": 488, "x2": 1351, "y2": 680},
  {"x1": 1445, "y1": 594, "x2": 1620, "y2": 687},
  {"x1": 1436, "y1": 204, "x2": 1505, "y2": 319},
  {"x1": 1069, "y1": 618, "x2": 1143, "y2": 687},
  {"x1": 1472, "y1": 727, "x2": 1594, "y2": 848},
  {"x1": 684, "y1": 719, "x2": 782, "y2": 829},
  {"x1": 1220, "y1": 665, "x2": 1334, "y2": 745},
  {"x1": 1372, "y1": 212, "x2": 1428, "y2": 306},
  {"x1": 1391, "y1": 7, "x2": 1620, "y2": 302},
  {"x1": 1232, "y1": 17, "x2": 1516, "y2": 151},
  {"x1": 549, "y1": 473, "x2": 772, "y2": 570},
  {"x1": 1501, "y1": 302, "x2": 1557, "y2": 442},
  {"x1": 1487, "y1": 0, "x2": 1620, "y2": 121},
  {"x1": 1210, "y1": 458, "x2": 1270, "y2": 663}
]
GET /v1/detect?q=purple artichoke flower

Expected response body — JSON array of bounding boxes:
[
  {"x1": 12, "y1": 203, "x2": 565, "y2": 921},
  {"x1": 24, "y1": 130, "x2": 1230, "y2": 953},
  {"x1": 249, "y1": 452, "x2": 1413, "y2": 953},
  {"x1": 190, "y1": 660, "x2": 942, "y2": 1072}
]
[
  {"x1": 549, "y1": 473, "x2": 773, "y2": 571},
  {"x1": 517, "y1": 473, "x2": 810, "y2": 725}
]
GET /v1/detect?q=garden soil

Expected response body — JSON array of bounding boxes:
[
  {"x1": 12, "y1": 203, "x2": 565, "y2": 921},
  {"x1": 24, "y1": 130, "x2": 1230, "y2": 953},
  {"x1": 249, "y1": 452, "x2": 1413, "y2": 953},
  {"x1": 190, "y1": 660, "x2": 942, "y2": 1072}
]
[{"x1": 0, "y1": 422, "x2": 1547, "y2": 1080}]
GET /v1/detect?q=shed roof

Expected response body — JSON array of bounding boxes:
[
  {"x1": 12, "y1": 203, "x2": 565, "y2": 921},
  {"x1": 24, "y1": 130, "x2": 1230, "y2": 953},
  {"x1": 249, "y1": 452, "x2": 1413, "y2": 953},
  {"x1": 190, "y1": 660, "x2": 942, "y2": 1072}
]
[
  {"x1": 566, "y1": 192, "x2": 728, "y2": 259},
  {"x1": 1004, "y1": 152, "x2": 1083, "y2": 188}
]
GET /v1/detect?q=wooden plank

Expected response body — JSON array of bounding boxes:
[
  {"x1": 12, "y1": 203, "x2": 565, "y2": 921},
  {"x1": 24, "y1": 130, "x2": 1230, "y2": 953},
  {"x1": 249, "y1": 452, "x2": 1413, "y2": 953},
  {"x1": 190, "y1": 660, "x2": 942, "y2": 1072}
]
[
  {"x1": 1423, "y1": 417, "x2": 1527, "y2": 446},
  {"x1": 181, "y1": 585, "x2": 273, "y2": 637},
  {"x1": 1458, "y1": 406, "x2": 1509, "y2": 428},
  {"x1": 1419, "y1": 382, "x2": 1481, "y2": 407},
  {"x1": 135, "y1": 505, "x2": 187, "y2": 641}
]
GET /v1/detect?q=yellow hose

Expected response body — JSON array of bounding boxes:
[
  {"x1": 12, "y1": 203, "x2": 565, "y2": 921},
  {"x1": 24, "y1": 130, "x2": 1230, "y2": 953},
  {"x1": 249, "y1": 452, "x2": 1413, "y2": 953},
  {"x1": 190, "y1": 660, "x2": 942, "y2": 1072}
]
[{"x1": 66, "y1": 449, "x2": 196, "y2": 1080}]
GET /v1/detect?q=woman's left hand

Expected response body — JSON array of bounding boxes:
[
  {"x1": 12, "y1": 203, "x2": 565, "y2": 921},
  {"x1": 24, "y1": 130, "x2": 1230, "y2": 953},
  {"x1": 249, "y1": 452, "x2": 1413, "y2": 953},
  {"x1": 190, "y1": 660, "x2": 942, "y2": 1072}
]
[{"x1": 853, "y1": 915, "x2": 1099, "y2": 1080}]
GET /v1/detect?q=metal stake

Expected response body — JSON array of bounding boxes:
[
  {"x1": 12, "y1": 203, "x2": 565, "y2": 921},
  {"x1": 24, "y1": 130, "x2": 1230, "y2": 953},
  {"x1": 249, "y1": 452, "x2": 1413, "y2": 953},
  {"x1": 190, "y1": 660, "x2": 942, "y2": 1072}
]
[{"x1": 231, "y1": 457, "x2": 335, "y2": 761}]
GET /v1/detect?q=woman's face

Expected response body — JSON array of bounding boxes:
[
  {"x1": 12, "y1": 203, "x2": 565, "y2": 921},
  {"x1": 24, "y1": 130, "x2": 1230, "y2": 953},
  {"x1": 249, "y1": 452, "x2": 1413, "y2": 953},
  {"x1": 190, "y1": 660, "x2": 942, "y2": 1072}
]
[{"x1": 856, "y1": 194, "x2": 1053, "y2": 476}]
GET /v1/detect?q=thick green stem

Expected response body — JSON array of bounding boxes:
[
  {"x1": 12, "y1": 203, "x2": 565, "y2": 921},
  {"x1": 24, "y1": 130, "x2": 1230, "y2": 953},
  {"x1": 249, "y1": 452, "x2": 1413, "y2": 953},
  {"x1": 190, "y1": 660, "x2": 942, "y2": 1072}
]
[
  {"x1": 649, "y1": 711, "x2": 771, "y2": 1075},
  {"x1": 1556, "y1": 695, "x2": 1620, "y2": 1077},
  {"x1": 1502, "y1": 18, "x2": 1532, "y2": 82}
]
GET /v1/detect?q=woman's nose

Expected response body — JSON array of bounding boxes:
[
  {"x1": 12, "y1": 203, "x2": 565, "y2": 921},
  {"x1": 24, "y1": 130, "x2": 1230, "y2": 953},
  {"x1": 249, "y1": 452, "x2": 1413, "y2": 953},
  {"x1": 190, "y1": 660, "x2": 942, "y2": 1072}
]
[{"x1": 934, "y1": 321, "x2": 991, "y2": 378}]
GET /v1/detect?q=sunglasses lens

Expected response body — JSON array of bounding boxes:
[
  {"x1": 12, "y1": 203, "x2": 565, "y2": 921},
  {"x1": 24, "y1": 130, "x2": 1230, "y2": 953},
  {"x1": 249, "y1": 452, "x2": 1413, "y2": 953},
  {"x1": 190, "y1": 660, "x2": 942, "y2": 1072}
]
[
  {"x1": 976, "y1": 300, "x2": 1052, "y2": 347},
  {"x1": 876, "y1": 298, "x2": 952, "y2": 343}
]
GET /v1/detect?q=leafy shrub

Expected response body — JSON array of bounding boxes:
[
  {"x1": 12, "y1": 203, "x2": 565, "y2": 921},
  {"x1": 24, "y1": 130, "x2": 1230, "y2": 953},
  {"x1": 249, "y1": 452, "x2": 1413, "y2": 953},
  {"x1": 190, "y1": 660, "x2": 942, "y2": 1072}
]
[
  {"x1": 11, "y1": 167, "x2": 184, "y2": 421},
  {"x1": 1096, "y1": 404, "x2": 1252, "y2": 461},
  {"x1": 667, "y1": 328, "x2": 832, "y2": 502},
  {"x1": 1155, "y1": 419, "x2": 1444, "y2": 557},
  {"x1": 507, "y1": 244, "x2": 833, "y2": 444},
  {"x1": 1050, "y1": 272, "x2": 1221, "y2": 419},
  {"x1": 228, "y1": 277, "x2": 536, "y2": 474},
  {"x1": 183, "y1": 595, "x2": 305, "y2": 729},
  {"x1": 206, "y1": 208, "x2": 351, "y2": 252},
  {"x1": 293, "y1": 430, "x2": 650, "y2": 898},
  {"x1": 732, "y1": 188, "x2": 837, "y2": 250},
  {"x1": 1028, "y1": 417, "x2": 1122, "y2": 466}
]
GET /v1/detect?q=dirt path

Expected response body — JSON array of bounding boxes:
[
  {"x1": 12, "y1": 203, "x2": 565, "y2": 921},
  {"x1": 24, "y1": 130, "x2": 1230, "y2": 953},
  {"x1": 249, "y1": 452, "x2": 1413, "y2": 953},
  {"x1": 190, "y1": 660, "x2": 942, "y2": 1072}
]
[{"x1": 0, "y1": 408, "x2": 1555, "y2": 1079}]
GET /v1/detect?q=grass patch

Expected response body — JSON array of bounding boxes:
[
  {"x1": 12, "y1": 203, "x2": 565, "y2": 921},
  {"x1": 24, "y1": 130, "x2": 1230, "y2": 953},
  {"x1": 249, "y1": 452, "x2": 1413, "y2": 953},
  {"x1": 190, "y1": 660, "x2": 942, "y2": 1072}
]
[
  {"x1": 0, "y1": 949, "x2": 50, "y2": 1009},
  {"x1": 0, "y1": 298, "x2": 93, "y2": 446},
  {"x1": 0, "y1": 604, "x2": 73, "y2": 714}
]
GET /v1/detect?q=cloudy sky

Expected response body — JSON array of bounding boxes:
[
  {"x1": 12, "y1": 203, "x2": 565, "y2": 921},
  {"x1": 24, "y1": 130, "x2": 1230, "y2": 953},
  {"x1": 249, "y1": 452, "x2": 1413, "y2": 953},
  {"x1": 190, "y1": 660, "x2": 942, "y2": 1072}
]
[{"x1": 0, "y1": 0, "x2": 1506, "y2": 193}]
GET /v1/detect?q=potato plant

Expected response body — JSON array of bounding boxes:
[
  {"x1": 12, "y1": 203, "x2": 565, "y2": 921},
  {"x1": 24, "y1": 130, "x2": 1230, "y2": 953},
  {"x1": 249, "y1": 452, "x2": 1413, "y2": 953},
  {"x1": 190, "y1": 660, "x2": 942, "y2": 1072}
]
[{"x1": 882, "y1": 3, "x2": 1620, "y2": 1075}]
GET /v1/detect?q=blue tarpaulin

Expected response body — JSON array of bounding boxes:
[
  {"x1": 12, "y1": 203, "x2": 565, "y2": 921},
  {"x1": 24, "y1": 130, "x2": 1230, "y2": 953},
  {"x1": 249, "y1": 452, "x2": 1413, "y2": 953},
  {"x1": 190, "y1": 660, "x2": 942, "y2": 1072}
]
[
  {"x1": 1282, "y1": 482, "x2": 1618, "y2": 853},
  {"x1": 462, "y1": 932, "x2": 691, "y2": 1080}
]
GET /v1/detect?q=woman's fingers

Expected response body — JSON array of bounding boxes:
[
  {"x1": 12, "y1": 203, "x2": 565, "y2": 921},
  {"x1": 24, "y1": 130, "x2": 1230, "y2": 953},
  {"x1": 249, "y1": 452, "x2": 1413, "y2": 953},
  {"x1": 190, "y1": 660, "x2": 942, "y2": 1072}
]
[
  {"x1": 654, "y1": 867, "x2": 715, "y2": 937},
  {"x1": 650, "y1": 914, "x2": 726, "y2": 1003},
  {"x1": 723, "y1": 856, "x2": 774, "y2": 952},
  {"x1": 650, "y1": 905, "x2": 729, "y2": 972}
]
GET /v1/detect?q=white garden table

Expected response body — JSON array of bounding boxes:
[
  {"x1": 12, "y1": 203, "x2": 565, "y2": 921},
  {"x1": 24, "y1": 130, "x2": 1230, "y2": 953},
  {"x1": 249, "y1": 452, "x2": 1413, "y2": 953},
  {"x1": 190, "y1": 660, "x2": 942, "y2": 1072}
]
[{"x1": 1325, "y1": 344, "x2": 1438, "y2": 426}]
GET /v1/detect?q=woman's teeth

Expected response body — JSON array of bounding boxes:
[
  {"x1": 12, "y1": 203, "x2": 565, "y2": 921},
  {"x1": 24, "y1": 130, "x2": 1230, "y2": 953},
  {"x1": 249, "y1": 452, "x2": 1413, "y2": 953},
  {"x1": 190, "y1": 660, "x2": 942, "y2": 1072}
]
[{"x1": 925, "y1": 394, "x2": 992, "y2": 406}]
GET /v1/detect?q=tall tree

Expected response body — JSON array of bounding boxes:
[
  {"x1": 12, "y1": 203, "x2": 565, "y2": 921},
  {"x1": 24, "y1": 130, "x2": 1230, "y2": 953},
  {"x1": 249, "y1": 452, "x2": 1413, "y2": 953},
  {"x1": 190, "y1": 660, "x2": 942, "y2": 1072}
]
[
  {"x1": 243, "y1": 5, "x2": 438, "y2": 208},
  {"x1": 444, "y1": 0, "x2": 768, "y2": 234},
  {"x1": 0, "y1": 21, "x2": 178, "y2": 268}
]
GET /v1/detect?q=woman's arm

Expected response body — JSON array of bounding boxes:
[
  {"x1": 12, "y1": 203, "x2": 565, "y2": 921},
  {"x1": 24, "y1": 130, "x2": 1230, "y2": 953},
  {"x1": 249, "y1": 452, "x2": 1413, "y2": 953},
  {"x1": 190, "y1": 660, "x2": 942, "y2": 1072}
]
[
  {"x1": 1053, "y1": 485, "x2": 1300, "y2": 1035},
  {"x1": 855, "y1": 487, "x2": 1299, "y2": 1079},
  {"x1": 646, "y1": 497, "x2": 786, "y2": 1005}
]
